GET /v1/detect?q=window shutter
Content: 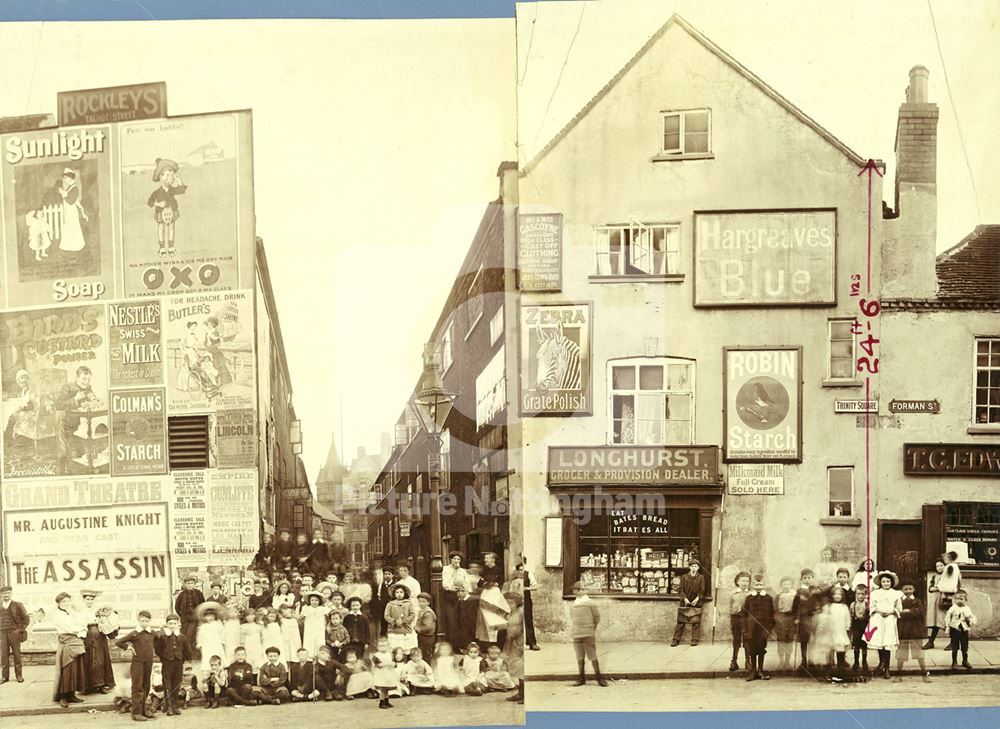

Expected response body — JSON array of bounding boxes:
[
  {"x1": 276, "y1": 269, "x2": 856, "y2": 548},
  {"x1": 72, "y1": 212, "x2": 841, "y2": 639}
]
[
  {"x1": 168, "y1": 415, "x2": 210, "y2": 469},
  {"x1": 921, "y1": 503, "x2": 945, "y2": 570}
]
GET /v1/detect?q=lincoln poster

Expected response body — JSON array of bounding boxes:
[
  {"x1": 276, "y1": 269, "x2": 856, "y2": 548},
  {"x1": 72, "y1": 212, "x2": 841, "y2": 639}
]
[
  {"x1": 0, "y1": 305, "x2": 110, "y2": 478},
  {"x1": 520, "y1": 303, "x2": 591, "y2": 416},
  {"x1": 694, "y1": 210, "x2": 837, "y2": 306},
  {"x1": 1, "y1": 126, "x2": 115, "y2": 307},
  {"x1": 118, "y1": 112, "x2": 253, "y2": 298},
  {"x1": 164, "y1": 290, "x2": 254, "y2": 412},
  {"x1": 723, "y1": 347, "x2": 802, "y2": 461}
]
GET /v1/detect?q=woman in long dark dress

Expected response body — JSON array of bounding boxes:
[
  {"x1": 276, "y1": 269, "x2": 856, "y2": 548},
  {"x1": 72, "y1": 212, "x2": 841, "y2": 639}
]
[
  {"x1": 52, "y1": 592, "x2": 87, "y2": 708},
  {"x1": 80, "y1": 589, "x2": 118, "y2": 693}
]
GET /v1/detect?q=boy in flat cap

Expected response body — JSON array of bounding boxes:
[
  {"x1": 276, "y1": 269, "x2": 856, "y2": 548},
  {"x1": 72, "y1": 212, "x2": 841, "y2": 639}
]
[
  {"x1": 568, "y1": 581, "x2": 606, "y2": 687},
  {"x1": 743, "y1": 575, "x2": 775, "y2": 681},
  {"x1": 174, "y1": 576, "x2": 204, "y2": 660}
]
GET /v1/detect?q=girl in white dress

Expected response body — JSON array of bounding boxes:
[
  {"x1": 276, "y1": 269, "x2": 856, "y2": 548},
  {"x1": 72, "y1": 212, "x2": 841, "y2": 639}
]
[
  {"x1": 278, "y1": 604, "x2": 303, "y2": 666},
  {"x1": 262, "y1": 610, "x2": 285, "y2": 667},
  {"x1": 238, "y1": 609, "x2": 264, "y2": 670},
  {"x1": 196, "y1": 607, "x2": 226, "y2": 672},
  {"x1": 221, "y1": 606, "x2": 241, "y2": 665},
  {"x1": 867, "y1": 571, "x2": 903, "y2": 680},
  {"x1": 925, "y1": 558, "x2": 948, "y2": 648},
  {"x1": 402, "y1": 646, "x2": 436, "y2": 693},
  {"x1": 300, "y1": 592, "x2": 330, "y2": 659},
  {"x1": 432, "y1": 641, "x2": 464, "y2": 695},
  {"x1": 271, "y1": 581, "x2": 297, "y2": 612}
]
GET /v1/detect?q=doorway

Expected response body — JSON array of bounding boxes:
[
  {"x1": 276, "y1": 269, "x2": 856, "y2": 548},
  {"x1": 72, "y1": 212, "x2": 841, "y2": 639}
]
[{"x1": 878, "y1": 520, "x2": 924, "y2": 594}]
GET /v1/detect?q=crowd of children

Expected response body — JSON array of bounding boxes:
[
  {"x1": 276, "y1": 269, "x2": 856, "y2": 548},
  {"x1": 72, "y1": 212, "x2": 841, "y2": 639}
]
[
  {"x1": 698, "y1": 551, "x2": 978, "y2": 684},
  {"x1": 111, "y1": 575, "x2": 524, "y2": 721}
]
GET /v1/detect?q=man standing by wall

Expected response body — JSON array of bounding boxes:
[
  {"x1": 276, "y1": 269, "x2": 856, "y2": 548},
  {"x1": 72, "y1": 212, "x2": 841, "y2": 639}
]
[{"x1": 0, "y1": 585, "x2": 29, "y2": 683}]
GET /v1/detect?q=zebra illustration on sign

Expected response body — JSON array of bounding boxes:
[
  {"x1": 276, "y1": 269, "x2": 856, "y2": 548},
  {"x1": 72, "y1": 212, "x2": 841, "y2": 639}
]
[{"x1": 535, "y1": 323, "x2": 581, "y2": 392}]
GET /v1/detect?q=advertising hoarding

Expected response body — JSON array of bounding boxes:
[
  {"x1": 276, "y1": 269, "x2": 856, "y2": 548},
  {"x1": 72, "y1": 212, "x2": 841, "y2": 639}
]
[
  {"x1": 1, "y1": 126, "x2": 115, "y2": 306},
  {"x1": 109, "y1": 387, "x2": 166, "y2": 476},
  {"x1": 0, "y1": 304, "x2": 110, "y2": 478},
  {"x1": 164, "y1": 289, "x2": 254, "y2": 412},
  {"x1": 108, "y1": 301, "x2": 164, "y2": 386},
  {"x1": 519, "y1": 303, "x2": 592, "y2": 416},
  {"x1": 517, "y1": 213, "x2": 562, "y2": 292},
  {"x1": 1, "y1": 476, "x2": 172, "y2": 629},
  {"x1": 723, "y1": 347, "x2": 802, "y2": 461},
  {"x1": 118, "y1": 112, "x2": 253, "y2": 298},
  {"x1": 215, "y1": 408, "x2": 256, "y2": 469},
  {"x1": 694, "y1": 209, "x2": 837, "y2": 306}
]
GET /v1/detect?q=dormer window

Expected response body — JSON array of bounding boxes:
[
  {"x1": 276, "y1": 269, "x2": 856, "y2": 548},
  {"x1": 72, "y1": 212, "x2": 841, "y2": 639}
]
[{"x1": 660, "y1": 109, "x2": 711, "y2": 156}]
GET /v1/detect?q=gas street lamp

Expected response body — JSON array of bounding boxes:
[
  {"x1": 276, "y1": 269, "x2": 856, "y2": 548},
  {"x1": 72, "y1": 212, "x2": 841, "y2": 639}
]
[{"x1": 409, "y1": 343, "x2": 457, "y2": 642}]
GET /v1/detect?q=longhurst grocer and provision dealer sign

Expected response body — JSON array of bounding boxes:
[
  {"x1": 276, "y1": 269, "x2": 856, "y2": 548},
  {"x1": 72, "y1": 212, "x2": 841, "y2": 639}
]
[
  {"x1": 547, "y1": 446, "x2": 721, "y2": 487},
  {"x1": 723, "y1": 347, "x2": 802, "y2": 462}
]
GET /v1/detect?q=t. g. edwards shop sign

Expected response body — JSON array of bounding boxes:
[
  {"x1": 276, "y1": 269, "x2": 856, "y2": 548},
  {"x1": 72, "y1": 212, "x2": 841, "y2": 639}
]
[
  {"x1": 903, "y1": 444, "x2": 1000, "y2": 477},
  {"x1": 547, "y1": 446, "x2": 721, "y2": 487}
]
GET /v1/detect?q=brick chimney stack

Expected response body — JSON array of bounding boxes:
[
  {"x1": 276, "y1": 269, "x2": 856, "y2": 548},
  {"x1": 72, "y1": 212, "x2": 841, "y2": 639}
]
[{"x1": 882, "y1": 66, "x2": 939, "y2": 299}]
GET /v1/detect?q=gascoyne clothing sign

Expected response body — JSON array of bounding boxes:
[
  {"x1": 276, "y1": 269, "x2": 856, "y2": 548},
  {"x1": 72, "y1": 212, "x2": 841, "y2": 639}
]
[
  {"x1": 519, "y1": 303, "x2": 591, "y2": 416},
  {"x1": 723, "y1": 347, "x2": 802, "y2": 461},
  {"x1": 694, "y1": 209, "x2": 836, "y2": 306}
]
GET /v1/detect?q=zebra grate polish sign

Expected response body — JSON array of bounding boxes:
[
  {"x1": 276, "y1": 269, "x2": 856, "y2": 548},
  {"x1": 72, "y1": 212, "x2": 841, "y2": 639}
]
[{"x1": 519, "y1": 302, "x2": 591, "y2": 416}]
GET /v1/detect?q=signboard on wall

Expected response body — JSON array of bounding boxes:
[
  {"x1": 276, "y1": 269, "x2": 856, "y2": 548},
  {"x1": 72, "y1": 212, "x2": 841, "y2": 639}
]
[
  {"x1": 517, "y1": 213, "x2": 562, "y2": 292},
  {"x1": 475, "y1": 345, "x2": 506, "y2": 429},
  {"x1": 164, "y1": 290, "x2": 254, "y2": 412},
  {"x1": 1, "y1": 476, "x2": 172, "y2": 630},
  {"x1": 903, "y1": 444, "x2": 1000, "y2": 477},
  {"x1": 215, "y1": 408, "x2": 256, "y2": 469},
  {"x1": 694, "y1": 209, "x2": 837, "y2": 306},
  {"x1": 0, "y1": 304, "x2": 110, "y2": 478},
  {"x1": 547, "y1": 446, "x2": 721, "y2": 487},
  {"x1": 58, "y1": 83, "x2": 167, "y2": 127},
  {"x1": 110, "y1": 387, "x2": 166, "y2": 476},
  {"x1": 108, "y1": 301, "x2": 164, "y2": 387},
  {"x1": 118, "y1": 112, "x2": 252, "y2": 298},
  {"x1": 519, "y1": 303, "x2": 592, "y2": 416},
  {"x1": 723, "y1": 347, "x2": 802, "y2": 462},
  {"x1": 0, "y1": 103, "x2": 254, "y2": 307},
  {"x1": 946, "y1": 526, "x2": 1000, "y2": 567},
  {"x1": 1, "y1": 126, "x2": 116, "y2": 306},
  {"x1": 727, "y1": 463, "x2": 784, "y2": 495}
]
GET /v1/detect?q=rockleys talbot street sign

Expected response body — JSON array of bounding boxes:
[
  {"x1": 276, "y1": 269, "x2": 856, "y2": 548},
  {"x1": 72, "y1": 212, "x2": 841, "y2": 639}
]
[
  {"x1": 58, "y1": 82, "x2": 167, "y2": 126},
  {"x1": 546, "y1": 446, "x2": 722, "y2": 487}
]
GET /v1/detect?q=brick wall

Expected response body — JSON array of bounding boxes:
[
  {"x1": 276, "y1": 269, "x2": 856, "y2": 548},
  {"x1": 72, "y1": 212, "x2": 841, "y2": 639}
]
[{"x1": 895, "y1": 103, "x2": 938, "y2": 185}]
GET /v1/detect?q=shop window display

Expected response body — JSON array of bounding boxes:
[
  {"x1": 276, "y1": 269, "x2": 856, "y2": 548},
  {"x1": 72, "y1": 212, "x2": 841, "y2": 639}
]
[{"x1": 577, "y1": 509, "x2": 700, "y2": 596}]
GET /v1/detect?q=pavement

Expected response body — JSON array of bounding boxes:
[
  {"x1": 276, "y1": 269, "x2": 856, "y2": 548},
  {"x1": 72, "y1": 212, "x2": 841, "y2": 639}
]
[
  {"x1": 0, "y1": 686, "x2": 522, "y2": 729},
  {"x1": 528, "y1": 674, "x2": 1000, "y2": 714},
  {"x1": 525, "y1": 640, "x2": 1000, "y2": 680},
  {"x1": 0, "y1": 665, "x2": 524, "y2": 723}
]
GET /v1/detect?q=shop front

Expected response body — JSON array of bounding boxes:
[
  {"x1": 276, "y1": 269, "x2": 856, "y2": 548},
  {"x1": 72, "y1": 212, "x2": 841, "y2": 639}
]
[
  {"x1": 878, "y1": 443, "x2": 1000, "y2": 637},
  {"x1": 542, "y1": 445, "x2": 723, "y2": 642}
]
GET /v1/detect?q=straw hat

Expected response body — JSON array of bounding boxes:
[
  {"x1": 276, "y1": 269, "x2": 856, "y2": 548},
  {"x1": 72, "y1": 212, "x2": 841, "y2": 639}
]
[
  {"x1": 873, "y1": 570, "x2": 899, "y2": 589},
  {"x1": 194, "y1": 601, "x2": 224, "y2": 622}
]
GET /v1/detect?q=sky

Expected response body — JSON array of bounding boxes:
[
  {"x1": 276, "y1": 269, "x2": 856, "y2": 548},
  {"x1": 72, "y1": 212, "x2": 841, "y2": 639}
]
[{"x1": 0, "y1": 1, "x2": 996, "y2": 481}]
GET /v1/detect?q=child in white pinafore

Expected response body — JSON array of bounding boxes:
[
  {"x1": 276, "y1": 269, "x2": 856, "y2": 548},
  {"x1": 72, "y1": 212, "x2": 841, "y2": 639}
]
[
  {"x1": 196, "y1": 608, "x2": 226, "y2": 672},
  {"x1": 300, "y1": 592, "x2": 331, "y2": 659},
  {"x1": 432, "y1": 641, "x2": 464, "y2": 695},
  {"x1": 262, "y1": 610, "x2": 285, "y2": 667},
  {"x1": 239, "y1": 609, "x2": 264, "y2": 670},
  {"x1": 279, "y1": 605, "x2": 302, "y2": 667},
  {"x1": 867, "y1": 570, "x2": 903, "y2": 680}
]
